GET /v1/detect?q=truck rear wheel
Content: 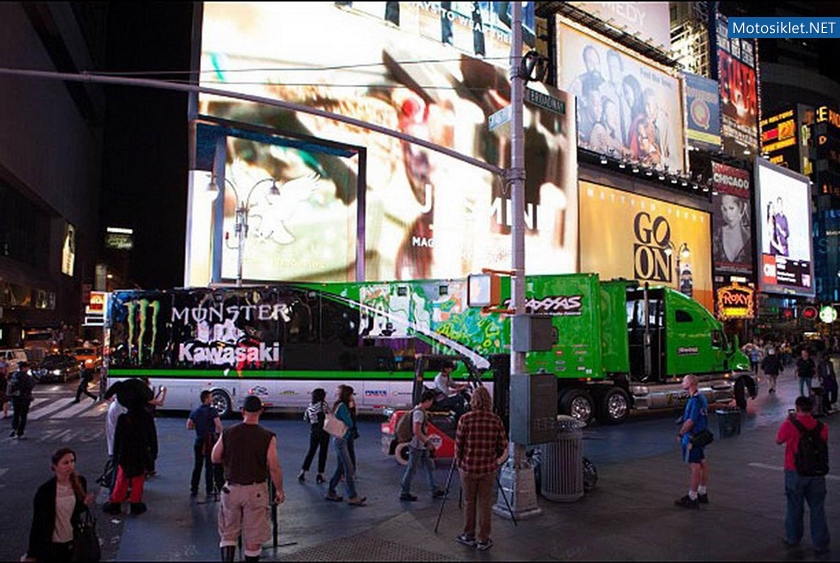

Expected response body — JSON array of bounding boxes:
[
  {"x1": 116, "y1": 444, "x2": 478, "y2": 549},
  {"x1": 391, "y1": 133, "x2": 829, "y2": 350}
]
[
  {"x1": 560, "y1": 390, "x2": 594, "y2": 426},
  {"x1": 394, "y1": 442, "x2": 410, "y2": 466},
  {"x1": 596, "y1": 388, "x2": 630, "y2": 425},
  {"x1": 211, "y1": 390, "x2": 232, "y2": 419}
]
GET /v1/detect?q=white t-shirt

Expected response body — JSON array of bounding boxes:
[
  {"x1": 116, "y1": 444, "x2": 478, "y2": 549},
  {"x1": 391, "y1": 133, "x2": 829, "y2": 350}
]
[
  {"x1": 106, "y1": 400, "x2": 128, "y2": 456},
  {"x1": 434, "y1": 372, "x2": 456, "y2": 397}
]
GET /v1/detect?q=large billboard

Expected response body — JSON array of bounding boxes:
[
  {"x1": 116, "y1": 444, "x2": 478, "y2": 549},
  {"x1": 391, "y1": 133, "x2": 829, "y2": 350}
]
[
  {"x1": 557, "y1": 21, "x2": 685, "y2": 173},
  {"x1": 567, "y1": 2, "x2": 672, "y2": 52},
  {"x1": 684, "y1": 72, "x2": 721, "y2": 151},
  {"x1": 711, "y1": 162, "x2": 753, "y2": 275},
  {"x1": 716, "y1": 13, "x2": 759, "y2": 157},
  {"x1": 754, "y1": 158, "x2": 814, "y2": 297},
  {"x1": 579, "y1": 182, "x2": 713, "y2": 312},
  {"x1": 197, "y1": 2, "x2": 577, "y2": 283}
]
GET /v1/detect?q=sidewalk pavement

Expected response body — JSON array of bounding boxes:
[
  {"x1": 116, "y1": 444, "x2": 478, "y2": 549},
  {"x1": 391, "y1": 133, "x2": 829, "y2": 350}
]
[{"x1": 111, "y1": 373, "x2": 838, "y2": 562}]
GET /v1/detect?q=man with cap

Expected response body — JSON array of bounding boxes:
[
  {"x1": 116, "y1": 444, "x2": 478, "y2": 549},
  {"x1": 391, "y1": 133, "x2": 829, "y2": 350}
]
[{"x1": 212, "y1": 395, "x2": 285, "y2": 562}]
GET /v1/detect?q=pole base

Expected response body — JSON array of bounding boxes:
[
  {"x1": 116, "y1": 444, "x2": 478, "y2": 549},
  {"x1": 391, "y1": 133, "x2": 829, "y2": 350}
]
[{"x1": 493, "y1": 462, "x2": 541, "y2": 520}]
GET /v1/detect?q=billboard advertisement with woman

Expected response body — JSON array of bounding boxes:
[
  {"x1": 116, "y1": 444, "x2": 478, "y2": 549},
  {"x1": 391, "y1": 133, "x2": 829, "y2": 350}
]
[
  {"x1": 557, "y1": 21, "x2": 685, "y2": 173},
  {"x1": 711, "y1": 162, "x2": 752, "y2": 274},
  {"x1": 754, "y1": 158, "x2": 814, "y2": 297}
]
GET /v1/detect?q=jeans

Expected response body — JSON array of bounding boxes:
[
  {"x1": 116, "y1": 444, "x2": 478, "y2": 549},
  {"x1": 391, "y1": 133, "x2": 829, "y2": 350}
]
[
  {"x1": 799, "y1": 377, "x2": 812, "y2": 398},
  {"x1": 191, "y1": 439, "x2": 222, "y2": 494},
  {"x1": 328, "y1": 436, "x2": 357, "y2": 499},
  {"x1": 400, "y1": 447, "x2": 438, "y2": 495},
  {"x1": 11, "y1": 397, "x2": 30, "y2": 436},
  {"x1": 784, "y1": 470, "x2": 830, "y2": 549}
]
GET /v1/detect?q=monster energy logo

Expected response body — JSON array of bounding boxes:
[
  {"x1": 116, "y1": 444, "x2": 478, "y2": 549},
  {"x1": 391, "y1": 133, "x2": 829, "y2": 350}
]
[
  {"x1": 127, "y1": 299, "x2": 160, "y2": 364},
  {"x1": 178, "y1": 342, "x2": 280, "y2": 365},
  {"x1": 171, "y1": 303, "x2": 291, "y2": 324}
]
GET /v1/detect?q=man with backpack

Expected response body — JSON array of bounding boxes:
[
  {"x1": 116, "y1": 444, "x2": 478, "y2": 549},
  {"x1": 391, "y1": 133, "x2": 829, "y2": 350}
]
[
  {"x1": 7, "y1": 361, "x2": 36, "y2": 439},
  {"x1": 776, "y1": 395, "x2": 830, "y2": 555},
  {"x1": 398, "y1": 389, "x2": 446, "y2": 501}
]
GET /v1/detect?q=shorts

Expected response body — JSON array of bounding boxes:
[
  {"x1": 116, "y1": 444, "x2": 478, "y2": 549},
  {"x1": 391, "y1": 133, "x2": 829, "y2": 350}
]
[
  {"x1": 682, "y1": 443, "x2": 705, "y2": 464},
  {"x1": 218, "y1": 482, "x2": 270, "y2": 548}
]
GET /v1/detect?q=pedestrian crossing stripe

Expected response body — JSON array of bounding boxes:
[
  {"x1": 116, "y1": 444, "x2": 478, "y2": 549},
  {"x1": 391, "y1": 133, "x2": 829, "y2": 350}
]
[
  {"x1": 24, "y1": 398, "x2": 105, "y2": 420},
  {"x1": 53, "y1": 399, "x2": 100, "y2": 419}
]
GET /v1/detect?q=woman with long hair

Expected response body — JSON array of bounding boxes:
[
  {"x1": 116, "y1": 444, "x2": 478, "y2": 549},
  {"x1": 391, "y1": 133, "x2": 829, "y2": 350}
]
[
  {"x1": 324, "y1": 384, "x2": 366, "y2": 506},
  {"x1": 23, "y1": 447, "x2": 95, "y2": 562},
  {"x1": 299, "y1": 387, "x2": 330, "y2": 484}
]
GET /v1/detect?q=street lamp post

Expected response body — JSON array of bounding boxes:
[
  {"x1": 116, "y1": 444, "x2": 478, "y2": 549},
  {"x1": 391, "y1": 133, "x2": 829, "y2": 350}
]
[{"x1": 209, "y1": 175, "x2": 281, "y2": 287}]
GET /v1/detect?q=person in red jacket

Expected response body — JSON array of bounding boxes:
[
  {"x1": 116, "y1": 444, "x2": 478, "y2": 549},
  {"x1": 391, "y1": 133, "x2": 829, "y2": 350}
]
[{"x1": 776, "y1": 395, "x2": 830, "y2": 554}]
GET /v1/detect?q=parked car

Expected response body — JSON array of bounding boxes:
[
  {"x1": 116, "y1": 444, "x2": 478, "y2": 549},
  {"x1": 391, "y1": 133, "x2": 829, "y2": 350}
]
[
  {"x1": 33, "y1": 354, "x2": 82, "y2": 383},
  {"x1": 73, "y1": 347, "x2": 102, "y2": 371},
  {"x1": 0, "y1": 348, "x2": 29, "y2": 372}
]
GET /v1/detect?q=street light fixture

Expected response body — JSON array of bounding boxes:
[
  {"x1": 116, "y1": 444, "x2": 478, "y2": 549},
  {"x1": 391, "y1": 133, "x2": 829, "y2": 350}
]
[{"x1": 207, "y1": 173, "x2": 281, "y2": 287}]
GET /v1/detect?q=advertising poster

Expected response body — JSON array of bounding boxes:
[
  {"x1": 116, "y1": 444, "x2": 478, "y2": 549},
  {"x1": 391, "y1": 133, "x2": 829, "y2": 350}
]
[
  {"x1": 684, "y1": 72, "x2": 721, "y2": 151},
  {"x1": 567, "y1": 2, "x2": 672, "y2": 51},
  {"x1": 711, "y1": 162, "x2": 753, "y2": 274},
  {"x1": 754, "y1": 158, "x2": 814, "y2": 297},
  {"x1": 759, "y1": 107, "x2": 798, "y2": 170},
  {"x1": 199, "y1": 2, "x2": 578, "y2": 283},
  {"x1": 579, "y1": 182, "x2": 713, "y2": 312},
  {"x1": 716, "y1": 13, "x2": 759, "y2": 157},
  {"x1": 557, "y1": 21, "x2": 685, "y2": 173}
]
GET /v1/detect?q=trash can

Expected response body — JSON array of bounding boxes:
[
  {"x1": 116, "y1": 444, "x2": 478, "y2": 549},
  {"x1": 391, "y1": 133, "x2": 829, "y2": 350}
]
[
  {"x1": 716, "y1": 407, "x2": 741, "y2": 437},
  {"x1": 539, "y1": 415, "x2": 584, "y2": 502}
]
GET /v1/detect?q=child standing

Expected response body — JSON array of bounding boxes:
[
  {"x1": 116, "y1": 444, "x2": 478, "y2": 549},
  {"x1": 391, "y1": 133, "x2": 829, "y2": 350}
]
[{"x1": 299, "y1": 388, "x2": 330, "y2": 484}]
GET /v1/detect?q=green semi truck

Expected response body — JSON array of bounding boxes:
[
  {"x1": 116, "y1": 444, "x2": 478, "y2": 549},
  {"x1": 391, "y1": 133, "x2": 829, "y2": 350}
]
[{"x1": 103, "y1": 273, "x2": 753, "y2": 424}]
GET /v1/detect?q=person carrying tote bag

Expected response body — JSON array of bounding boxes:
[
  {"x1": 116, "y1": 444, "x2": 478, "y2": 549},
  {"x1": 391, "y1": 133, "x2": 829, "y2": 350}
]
[{"x1": 324, "y1": 385, "x2": 366, "y2": 506}]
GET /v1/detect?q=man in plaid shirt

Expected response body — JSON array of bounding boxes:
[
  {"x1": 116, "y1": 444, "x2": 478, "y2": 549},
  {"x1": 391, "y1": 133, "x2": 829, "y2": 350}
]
[{"x1": 454, "y1": 386, "x2": 508, "y2": 551}]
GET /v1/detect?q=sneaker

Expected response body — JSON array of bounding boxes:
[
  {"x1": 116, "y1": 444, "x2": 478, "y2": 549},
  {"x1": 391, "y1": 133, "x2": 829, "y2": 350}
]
[
  {"x1": 432, "y1": 489, "x2": 446, "y2": 499},
  {"x1": 298, "y1": 471, "x2": 306, "y2": 483},
  {"x1": 455, "y1": 534, "x2": 476, "y2": 547},
  {"x1": 324, "y1": 492, "x2": 343, "y2": 502},
  {"x1": 16, "y1": 434, "x2": 24, "y2": 440},
  {"x1": 399, "y1": 493, "x2": 418, "y2": 502},
  {"x1": 347, "y1": 496, "x2": 367, "y2": 506},
  {"x1": 674, "y1": 495, "x2": 700, "y2": 509},
  {"x1": 316, "y1": 474, "x2": 325, "y2": 484},
  {"x1": 190, "y1": 490, "x2": 198, "y2": 497},
  {"x1": 130, "y1": 502, "x2": 147, "y2": 516},
  {"x1": 697, "y1": 493, "x2": 709, "y2": 504},
  {"x1": 71, "y1": 399, "x2": 80, "y2": 404},
  {"x1": 476, "y1": 539, "x2": 494, "y2": 551},
  {"x1": 9, "y1": 430, "x2": 16, "y2": 438}
]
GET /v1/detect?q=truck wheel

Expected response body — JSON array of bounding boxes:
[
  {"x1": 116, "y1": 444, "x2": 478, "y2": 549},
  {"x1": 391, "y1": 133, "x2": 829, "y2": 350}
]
[
  {"x1": 211, "y1": 390, "x2": 232, "y2": 418},
  {"x1": 395, "y1": 442, "x2": 410, "y2": 466},
  {"x1": 596, "y1": 388, "x2": 630, "y2": 425},
  {"x1": 560, "y1": 390, "x2": 594, "y2": 426}
]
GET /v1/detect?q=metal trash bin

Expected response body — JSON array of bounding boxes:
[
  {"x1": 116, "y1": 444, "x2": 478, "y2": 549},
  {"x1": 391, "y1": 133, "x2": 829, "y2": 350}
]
[
  {"x1": 539, "y1": 415, "x2": 584, "y2": 502},
  {"x1": 716, "y1": 407, "x2": 741, "y2": 437}
]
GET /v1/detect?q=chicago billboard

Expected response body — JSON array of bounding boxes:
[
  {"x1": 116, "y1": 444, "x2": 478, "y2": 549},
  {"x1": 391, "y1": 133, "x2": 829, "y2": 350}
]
[
  {"x1": 579, "y1": 182, "x2": 713, "y2": 312},
  {"x1": 197, "y1": 2, "x2": 578, "y2": 283},
  {"x1": 754, "y1": 158, "x2": 814, "y2": 297},
  {"x1": 557, "y1": 21, "x2": 685, "y2": 173},
  {"x1": 711, "y1": 162, "x2": 753, "y2": 274}
]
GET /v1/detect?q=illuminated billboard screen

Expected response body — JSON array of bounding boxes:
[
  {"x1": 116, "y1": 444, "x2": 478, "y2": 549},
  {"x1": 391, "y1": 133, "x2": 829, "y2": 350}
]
[
  {"x1": 716, "y1": 14, "x2": 759, "y2": 157},
  {"x1": 567, "y1": 2, "x2": 672, "y2": 52},
  {"x1": 684, "y1": 72, "x2": 721, "y2": 151},
  {"x1": 557, "y1": 21, "x2": 685, "y2": 173},
  {"x1": 754, "y1": 158, "x2": 814, "y2": 297},
  {"x1": 580, "y1": 182, "x2": 713, "y2": 312},
  {"x1": 711, "y1": 162, "x2": 753, "y2": 275},
  {"x1": 759, "y1": 108, "x2": 798, "y2": 169},
  {"x1": 198, "y1": 2, "x2": 578, "y2": 283}
]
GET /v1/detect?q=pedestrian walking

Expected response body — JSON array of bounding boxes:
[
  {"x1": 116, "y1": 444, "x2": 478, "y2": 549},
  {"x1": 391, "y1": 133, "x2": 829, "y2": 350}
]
[
  {"x1": 675, "y1": 374, "x2": 711, "y2": 509},
  {"x1": 818, "y1": 353, "x2": 837, "y2": 413},
  {"x1": 72, "y1": 367, "x2": 98, "y2": 403},
  {"x1": 103, "y1": 398, "x2": 157, "y2": 516},
  {"x1": 399, "y1": 389, "x2": 446, "y2": 501},
  {"x1": 0, "y1": 357, "x2": 9, "y2": 419},
  {"x1": 22, "y1": 447, "x2": 95, "y2": 562},
  {"x1": 324, "y1": 385, "x2": 366, "y2": 506},
  {"x1": 7, "y1": 361, "x2": 36, "y2": 439},
  {"x1": 298, "y1": 388, "x2": 330, "y2": 484},
  {"x1": 762, "y1": 347, "x2": 783, "y2": 394},
  {"x1": 188, "y1": 390, "x2": 224, "y2": 497},
  {"x1": 749, "y1": 344, "x2": 763, "y2": 375},
  {"x1": 776, "y1": 395, "x2": 830, "y2": 555},
  {"x1": 212, "y1": 395, "x2": 285, "y2": 563},
  {"x1": 796, "y1": 348, "x2": 817, "y2": 399},
  {"x1": 454, "y1": 386, "x2": 508, "y2": 551}
]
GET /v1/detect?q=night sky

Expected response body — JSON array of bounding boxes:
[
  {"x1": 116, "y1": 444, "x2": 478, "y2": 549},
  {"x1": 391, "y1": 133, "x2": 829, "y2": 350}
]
[{"x1": 101, "y1": 2, "x2": 194, "y2": 289}]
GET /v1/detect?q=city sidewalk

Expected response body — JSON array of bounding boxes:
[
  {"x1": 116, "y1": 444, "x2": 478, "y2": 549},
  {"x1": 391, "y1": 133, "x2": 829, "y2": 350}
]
[{"x1": 111, "y1": 373, "x2": 838, "y2": 562}]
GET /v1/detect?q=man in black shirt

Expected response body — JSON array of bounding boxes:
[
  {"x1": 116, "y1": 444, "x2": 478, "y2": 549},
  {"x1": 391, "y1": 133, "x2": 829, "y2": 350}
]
[
  {"x1": 212, "y1": 396, "x2": 285, "y2": 562},
  {"x1": 795, "y1": 348, "x2": 816, "y2": 398},
  {"x1": 7, "y1": 361, "x2": 35, "y2": 439}
]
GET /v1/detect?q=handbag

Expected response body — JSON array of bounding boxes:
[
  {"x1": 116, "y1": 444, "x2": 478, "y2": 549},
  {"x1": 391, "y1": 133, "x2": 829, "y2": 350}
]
[
  {"x1": 323, "y1": 412, "x2": 347, "y2": 438},
  {"x1": 689, "y1": 428, "x2": 715, "y2": 448},
  {"x1": 72, "y1": 508, "x2": 101, "y2": 562}
]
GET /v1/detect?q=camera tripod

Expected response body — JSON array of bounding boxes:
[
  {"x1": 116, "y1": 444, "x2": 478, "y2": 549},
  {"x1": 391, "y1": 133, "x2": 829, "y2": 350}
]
[{"x1": 434, "y1": 455, "x2": 517, "y2": 534}]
